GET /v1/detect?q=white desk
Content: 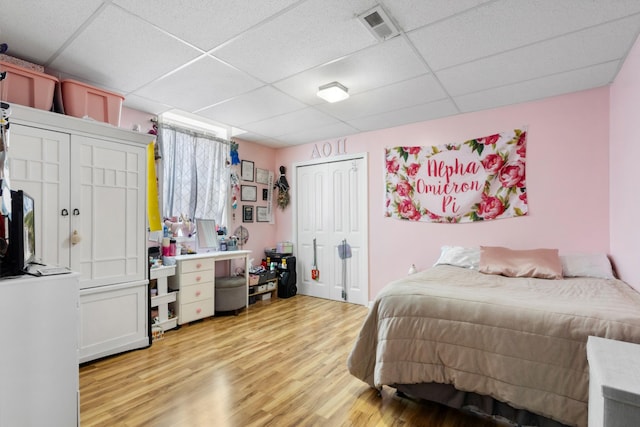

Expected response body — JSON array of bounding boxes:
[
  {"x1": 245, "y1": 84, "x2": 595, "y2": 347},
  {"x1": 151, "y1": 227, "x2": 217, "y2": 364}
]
[{"x1": 169, "y1": 250, "x2": 250, "y2": 324}]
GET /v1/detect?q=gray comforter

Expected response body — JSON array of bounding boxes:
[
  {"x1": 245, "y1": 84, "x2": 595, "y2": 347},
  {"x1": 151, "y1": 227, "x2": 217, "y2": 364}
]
[{"x1": 347, "y1": 265, "x2": 640, "y2": 427}]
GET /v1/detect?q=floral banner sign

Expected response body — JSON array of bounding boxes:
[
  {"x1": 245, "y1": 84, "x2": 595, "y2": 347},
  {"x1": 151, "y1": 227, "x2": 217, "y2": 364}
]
[{"x1": 385, "y1": 127, "x2": 528, "y2": 223}]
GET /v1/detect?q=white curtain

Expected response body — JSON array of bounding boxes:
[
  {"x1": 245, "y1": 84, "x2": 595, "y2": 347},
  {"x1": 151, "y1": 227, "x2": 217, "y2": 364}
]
[{"x1": 159, "y1": 123, "x2": 229, "y2": 227}]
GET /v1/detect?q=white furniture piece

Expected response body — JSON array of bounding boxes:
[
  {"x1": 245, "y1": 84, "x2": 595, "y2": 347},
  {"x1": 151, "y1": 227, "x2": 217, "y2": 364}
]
[
  {"x1": 587, "y1": 336, "x2": 640, "y2": 427},
  {"x1": 0, "y1": 273, "x2": 80, "y2": 427},
  {"x1": 9, "y1": 104, "x2": 150, "y2": 363},
  {"x1": 169, "y1": 250, "x2": 250, "y2": 324},
  {"x1": 150, "y1": 265, "x2": 177, "y2": 331}
]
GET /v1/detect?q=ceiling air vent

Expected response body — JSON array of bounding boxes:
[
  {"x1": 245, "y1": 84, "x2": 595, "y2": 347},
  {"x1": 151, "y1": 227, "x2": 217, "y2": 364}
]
[{"x1": 358, "y1": 5, "x2": 399, "y2": 41}]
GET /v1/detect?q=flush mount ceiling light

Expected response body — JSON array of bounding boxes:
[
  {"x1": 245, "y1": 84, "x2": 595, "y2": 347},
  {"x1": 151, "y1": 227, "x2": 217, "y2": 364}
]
[{"x1": 317, "y1": 81, "x2": 349, "y2": 103}]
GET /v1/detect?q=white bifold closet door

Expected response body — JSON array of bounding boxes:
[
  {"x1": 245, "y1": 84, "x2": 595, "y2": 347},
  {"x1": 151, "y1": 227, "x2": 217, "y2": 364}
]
[{"x1": 295, "y1": 155, "x2": 368, "y2": 305}]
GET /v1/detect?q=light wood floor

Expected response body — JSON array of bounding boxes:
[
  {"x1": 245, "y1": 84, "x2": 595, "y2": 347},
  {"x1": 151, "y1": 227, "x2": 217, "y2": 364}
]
[{"x1": 80, "y1": 295, "x2": 497, "y2": 427}]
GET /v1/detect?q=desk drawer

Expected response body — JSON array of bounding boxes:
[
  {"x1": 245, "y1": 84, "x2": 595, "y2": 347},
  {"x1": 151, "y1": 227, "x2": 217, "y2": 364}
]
[
  {"x1": 178, "y1": 282, "x2": 214, "y2": 304},
  {"x1": 180, "y1": 270, "x2": 213, "y2": 287},
  {"x1": 179, "y1": 299, "x2": 214, "y2": 323},
  {"x1": 180, "y1": 258, "x2": 213, "y2": 274}
]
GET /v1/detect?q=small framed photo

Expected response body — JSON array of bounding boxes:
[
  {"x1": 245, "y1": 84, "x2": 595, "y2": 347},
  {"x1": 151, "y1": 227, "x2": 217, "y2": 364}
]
[
  {"x1": 256, "y1": 206, "x2": 269, "y2": 222},
  {"x1": 256, "y1": 168, "x2": 269, "y2": 185},
  {"x1": 241, "y1": 185, "x2": 257, "y2": 202},
  {"x1": 241, "y1": 160, "x2": 254, "y2": 181},
  {"x1": 243, "y1": 205, "x2": 254, "y2": 222},
  {"x1": 262, "y1": 188, "x2": 269, "y2": 201}
]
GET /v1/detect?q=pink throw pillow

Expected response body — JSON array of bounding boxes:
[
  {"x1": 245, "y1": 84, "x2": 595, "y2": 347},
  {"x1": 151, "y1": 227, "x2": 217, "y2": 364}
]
[{"x1": 479, "y1": 246, "x2": 563, "y2": 280}]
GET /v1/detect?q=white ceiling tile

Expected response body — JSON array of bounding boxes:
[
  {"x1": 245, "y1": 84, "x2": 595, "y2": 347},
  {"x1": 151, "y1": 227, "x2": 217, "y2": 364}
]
[
  {"x1": 384, "y1": 0, "x2": 493, "y2": 32},
  {"x1": 133, "y1": 56, "x2": 263, "y2": 112},
  {"x1": 49, "y1": 4, "x2": 202, "y2": 92},
  {"x1": 213, "y1": 0, "x2": 379, "y2": 82},
  {"x1": 242, "y1": 108, "x2": 341, "y2": 137},
  {"x1": 437, "y1": 17, "x2": 639, "y2": 96},
  {"x1": 3, "y1": 1, "x2": 640, "y2": 146},
  {"x1": 316, "y1": 75, "x2": 447, "y2": 121},
  {"x1": 274, "y1": 36, "x2": 429, "y2": 105},
  {"x1": 0, "y1": 0, "x2": 104, "y2": 63},
  {"x1": 347, "y1": 99, "x2": 460, "y2": 131},
  {"x1": 113, "y1": 0, "x2": 299, "y2": 51},
  {"x1": 197, "y1": 86, "x2": 306, "y2": 126},
  {"x1": 408, "y1": 0, "x2": 640, "y2": 71},
  {"x1": 455, "y1": 61, "x2": 621, "y2": 113}
]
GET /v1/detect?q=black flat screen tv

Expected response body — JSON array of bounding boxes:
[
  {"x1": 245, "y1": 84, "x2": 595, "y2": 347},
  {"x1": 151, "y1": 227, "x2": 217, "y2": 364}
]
[{"x1": 3, "y1": 190, "x2": 36, "y2": 275}]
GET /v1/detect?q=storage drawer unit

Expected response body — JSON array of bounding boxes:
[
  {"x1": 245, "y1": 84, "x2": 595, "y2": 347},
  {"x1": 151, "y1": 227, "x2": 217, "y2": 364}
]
[
  {"x1": 169, "y1": 257, "x2": 215, "y2": 325},
  {"x1": 168, "y1": 251, "x2": 251, "y2": 323}
]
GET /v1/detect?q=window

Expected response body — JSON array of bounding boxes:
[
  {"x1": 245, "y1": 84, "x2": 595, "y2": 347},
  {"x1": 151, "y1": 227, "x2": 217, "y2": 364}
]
[{"x1": 158, "y1": 121, "x2": 230, "y2": 228}]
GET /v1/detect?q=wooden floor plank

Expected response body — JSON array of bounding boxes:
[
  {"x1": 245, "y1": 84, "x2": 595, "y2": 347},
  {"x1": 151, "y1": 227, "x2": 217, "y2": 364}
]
[{"x1": 80, "y1": 295, "x2": 497, "y2": 427}]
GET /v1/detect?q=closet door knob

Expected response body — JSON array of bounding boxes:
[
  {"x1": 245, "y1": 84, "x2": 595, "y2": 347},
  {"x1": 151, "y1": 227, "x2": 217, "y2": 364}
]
[
  {"x1": 61, "y1": 209, "x2": 69, "y2": 216},
  {"x1": 73, "y1": 208, "x2": 80, "y2": 216}
]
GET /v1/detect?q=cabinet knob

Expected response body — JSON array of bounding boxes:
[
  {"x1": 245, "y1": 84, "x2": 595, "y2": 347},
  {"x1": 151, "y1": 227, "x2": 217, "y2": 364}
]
[
  {"x1": 196, "y1": 276, "x2": 201, "y2": 282},
  {"x1": 73, "y1": 208, "x2": 80, "y2": 216},
  {"x1": 61, "y1": 209, "x2": 69, "y2": 216},
  {"x1": 71, "y1": 230, "x2": 81, "y2": 245},
  {"x1": 195, "y1": 290, "x2": 201, "y2": 297},
  {"x1": 196, "y1": 308, "x2": 202, "y2": 314},
  {"x1": 196, "y1": 263, "x2": 202, "y2": 269}
]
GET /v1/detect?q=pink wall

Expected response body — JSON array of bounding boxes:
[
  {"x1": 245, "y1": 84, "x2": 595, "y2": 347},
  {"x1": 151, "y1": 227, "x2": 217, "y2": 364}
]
[
  {"x1": 120, "y1": 106, "x2": 156, "y2": 134},
  {"x1": 275, "y1": 88, "x2": 611, "y2": 298},
  {"x1": 610, "y1": 36, "x2": 640, "y2": 292},
  {"x1": 121, "y1": 69, "x2": 620, "y2": 299},
  {"x1": 228, "y1": 139, "x2": 278, "y2": 266}
]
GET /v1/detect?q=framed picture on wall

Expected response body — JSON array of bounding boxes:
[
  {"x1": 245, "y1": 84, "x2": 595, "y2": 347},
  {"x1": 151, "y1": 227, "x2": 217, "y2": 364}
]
[
  {"x1": 256, "y1": 206, "x2": 269, "y2": 222},
  {"x1": 256, "y1": 168, "x2": 270, "y2": 185},
  {"x1": 241, "y1": 185, "x2": 257, "y2": 202},
  {"x1": 241, "y1": 160, "x2": 254, "y2": 181},
  {"x1": 243, "y1": 205, "x2": 254, "y2": 222}
]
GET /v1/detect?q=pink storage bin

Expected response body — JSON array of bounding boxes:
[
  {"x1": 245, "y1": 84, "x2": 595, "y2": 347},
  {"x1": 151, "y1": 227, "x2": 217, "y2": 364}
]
[
  {"x1": 61, "y1": 79, "x2": 124, "y2": 126},
  {"x1": 0, "y1": 54, "x2": 44, "y2": 73},
  {"x1": 0, "y1": 61, "x2": 58, "y2": 110}
]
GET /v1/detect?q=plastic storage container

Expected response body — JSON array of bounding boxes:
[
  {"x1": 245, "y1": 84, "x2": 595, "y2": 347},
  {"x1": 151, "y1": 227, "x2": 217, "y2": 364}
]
[
  {"x1": 276, "y1": 241, "x2": 293, "y2": 254},
  {"x1": 0, "y1": 61, "x2": 58, "y2": 110},
  {"x1": 0, "y1": 55, "x2": 44, "y2": 73},
  {"x1": 61, "y1": 79, "x2": 124, "y2": 126}
]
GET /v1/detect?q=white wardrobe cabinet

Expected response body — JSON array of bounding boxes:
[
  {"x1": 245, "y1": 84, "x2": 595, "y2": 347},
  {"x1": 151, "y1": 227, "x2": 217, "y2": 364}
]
[{"x1": 9, "y1": 104, "x2": 150, "y2": 362}]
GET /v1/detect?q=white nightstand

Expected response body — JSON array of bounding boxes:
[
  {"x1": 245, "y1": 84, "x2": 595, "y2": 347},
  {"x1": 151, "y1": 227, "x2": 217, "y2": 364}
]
[{"x1": 587, "y1": 336, "x2": 640, "y2": 427}]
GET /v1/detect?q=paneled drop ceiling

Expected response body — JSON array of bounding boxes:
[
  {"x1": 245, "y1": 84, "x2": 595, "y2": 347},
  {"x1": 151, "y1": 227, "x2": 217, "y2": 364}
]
[{"x1": 2, "y1": 1, "x2": 640, "y2": 147}]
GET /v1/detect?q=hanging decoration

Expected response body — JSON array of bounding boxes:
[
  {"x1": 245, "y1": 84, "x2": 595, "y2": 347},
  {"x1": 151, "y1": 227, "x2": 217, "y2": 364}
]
[
  {"x1": 146, "y1": 142, "x2": 162, "y2": 231},
  {"x1": 384, "y1": 127, "x2": 528, "y2": 223},
  {"x1": 233, "y1": 226, "x2": 249, "y2": 247},
  {"x1": 275, "y1": 165, "x2": 290, "y2": 210},
  {"x1": 0, "y1": 42, "x2": 12, "y2": 222},
  {"x1": 230, "y1": 170, "x2": 240, "y2": 210},
  {"x1": 266, "y1": 170, "x2": 275, "y2": 223},
  {"x1": 0, "y1": 99, "x2": 12, "y2": 219},
  {"x1": 229, "y1": 140, "x2": 240, "y2": 165}
]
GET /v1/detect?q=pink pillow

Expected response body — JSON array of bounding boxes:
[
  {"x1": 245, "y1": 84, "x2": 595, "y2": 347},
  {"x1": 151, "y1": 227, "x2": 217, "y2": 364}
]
[{"x1": 479, "y1": 246, "x2": 563, "y2": 279}]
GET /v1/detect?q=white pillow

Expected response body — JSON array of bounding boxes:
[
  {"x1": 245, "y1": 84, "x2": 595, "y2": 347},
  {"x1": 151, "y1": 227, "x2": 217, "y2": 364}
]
[
  {"x1": 434, "y1": 246, "x2": 480, "y2": 270},
  {"x1": 560, "y1": 253, "x2": 615, "y2": 279}
]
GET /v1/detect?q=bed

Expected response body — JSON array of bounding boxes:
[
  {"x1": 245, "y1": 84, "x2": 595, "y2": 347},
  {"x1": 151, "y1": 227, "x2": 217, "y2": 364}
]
[{"x1": 347, "y1": 247, "x2": 640, "y2": 427}]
